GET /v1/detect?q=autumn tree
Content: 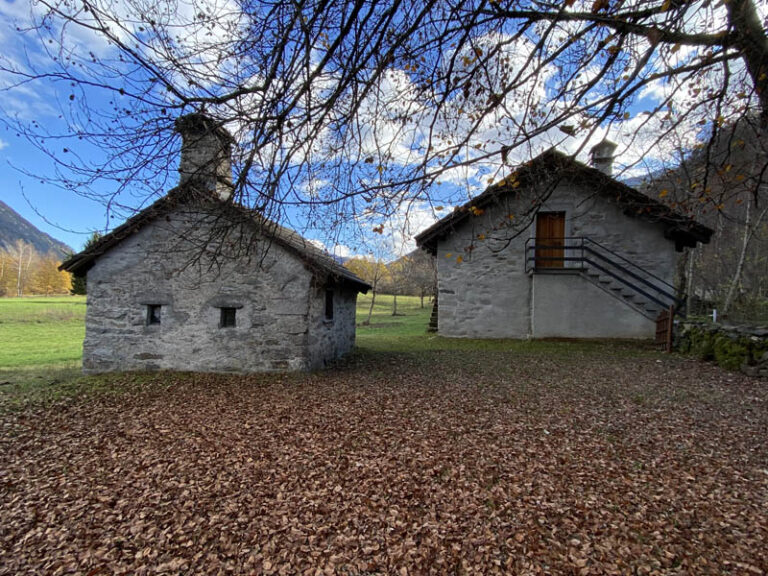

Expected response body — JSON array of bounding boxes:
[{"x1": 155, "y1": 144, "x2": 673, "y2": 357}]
[
  {"x1": 382, "y1": 250, "x2": 437, "y2": 309},
  {"x1": 399, "y1": 250, "x2": 437, "y2": 308},
  {"x1": 31, "y1": 252, "x2": 72, "y2": 296},
  {"x1": 645, "y1": 115, "x2": 768, "y2": 320},
  {"x1": 1, "y1": 240, "x2": 37, "y2": 297},
  {"x1": 0, "y1": 243, "x2": 72, "y2": 297},
  {"x1": 2, "y1": 0, "x2": 768, "y2": 244},
  {"x1": 0, "y1": 249, "x2": 9, "y2": 297},
  {"x1": 381, "y1": 258, "x2": 407, "y2": 316},
  {"x1": 345, "y1": 257, "x2": 389, "y2": 324}
]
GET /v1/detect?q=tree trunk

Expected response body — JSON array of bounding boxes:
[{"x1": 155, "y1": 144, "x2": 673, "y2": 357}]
[
  {"x1": 15, "y1": 246, "x2": 25, "y2": 297},
  {"x1": 365, "y1": 291, "x2": 376, "y2": 325},
  {"x1": 722, "y1": 195, "x2": 768, "y2": 315},
  {"x1": 722, "y1": 196, "x2": 751, "y2": 315},
  {"x1": 420, "y1": 291, "x2": 424, "y2": 308},
  {"x1": 727, "y1": 0, "x2": 768, "y2": 127},
  {"x1": 685, "y1": 245, "x2": 697, "y2": 316},
  {"x1": 392, "y1": 294, "x2": 398, "y2": 316}
]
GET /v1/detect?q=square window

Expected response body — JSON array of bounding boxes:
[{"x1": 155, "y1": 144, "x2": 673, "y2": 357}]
[
  {"x1": 324, "y1": 289, "x2": 334, "y2": 321},
  {"x1": 146, "y1": 304, "x2": 162, "y2": 325},
  {"x1": 220, "y1": 307, "x2": 237, "y2": 328}
]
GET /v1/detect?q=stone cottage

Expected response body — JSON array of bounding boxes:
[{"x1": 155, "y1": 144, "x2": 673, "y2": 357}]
[
  {"x1": 61, "y1": 114, "x2": 370, "y2": 373},
  {"x1": 415, "y1": 143, "x2": 713, "y2": 339}
]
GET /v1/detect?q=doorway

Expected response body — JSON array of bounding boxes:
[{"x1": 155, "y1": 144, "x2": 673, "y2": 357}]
[{"x1": 535, "y1": 212, "x2": 566, "y2": 269}]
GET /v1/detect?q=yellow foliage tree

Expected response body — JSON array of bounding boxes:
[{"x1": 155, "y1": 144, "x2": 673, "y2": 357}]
[
  {"x1": 345, "y1": 257, "x2": 390, "y2": 324},
  {"x1": 31, "y1": 253, "x2": 72, "y2": 296},
  {"x1": 0, "y1": 244, "x2": 72, "y2": 297}
]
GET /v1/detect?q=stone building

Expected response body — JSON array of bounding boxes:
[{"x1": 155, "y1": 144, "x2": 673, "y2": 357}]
[
  {"x1": 415, "y1": 143, "x2": 713, "y2": 339},
  {"x1": 61, "y1": 114, "x2": 370, "y2": 373}
]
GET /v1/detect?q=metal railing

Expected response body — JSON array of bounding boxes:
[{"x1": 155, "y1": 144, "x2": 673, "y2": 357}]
[{"x1": 524, "y1": 237, "x2": 684, "y2": 314}]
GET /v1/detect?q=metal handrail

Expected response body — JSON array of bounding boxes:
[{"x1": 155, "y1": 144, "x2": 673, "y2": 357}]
[
  {"x1": 582, "y1": 246, "x2": 677, "y2": 303},
  {"x1": 524, "y1": 236, "x2": 684, "y2": 311},
  {"x1": 582, "y1": 237, "x2": 677, "y2": 293}
]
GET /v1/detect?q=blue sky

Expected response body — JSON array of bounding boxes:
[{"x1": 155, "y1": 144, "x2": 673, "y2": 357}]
[
  {"x1": 0, "y1": 0, "x2": 118, "y2": 252},
  {"x1": 1, "y1": 0, "x2": 762, "y2": 257},
  {"x1": 1, "y1": 129, "x2": 110, "y2": 252}
]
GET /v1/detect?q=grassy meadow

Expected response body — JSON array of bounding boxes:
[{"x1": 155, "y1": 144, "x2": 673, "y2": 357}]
[
  {"x1": 0, "y1": 296, "x2": 86, "y2": 368},
  {"x1": 0, "y1": 296, "x2": 87, "y2": 406},
  {"x1": 0, "y1": 292, "x2": 654, "y2": 409}
]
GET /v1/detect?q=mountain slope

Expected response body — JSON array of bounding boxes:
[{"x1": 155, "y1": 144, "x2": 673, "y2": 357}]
[{"x1": 0, "y1": 200, "x2": 72, "y2": 259}]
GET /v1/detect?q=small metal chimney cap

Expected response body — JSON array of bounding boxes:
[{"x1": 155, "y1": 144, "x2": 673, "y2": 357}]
[{"x1": 589, "y1": 139, "x2": 618, "y2": 176}]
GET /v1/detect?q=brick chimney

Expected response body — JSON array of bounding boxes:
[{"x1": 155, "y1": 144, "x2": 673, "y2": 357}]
[
  {"x1": 589, "y1": 140, "x2": 618, "y2": 176},
  {"x1": 175, "y1": 113, "x2": 234, "y2": 201}
]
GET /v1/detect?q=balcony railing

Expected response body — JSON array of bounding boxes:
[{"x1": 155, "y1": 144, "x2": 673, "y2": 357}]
[{"x1": 524, "y1": 236, "x2": 684, "y2": 314}]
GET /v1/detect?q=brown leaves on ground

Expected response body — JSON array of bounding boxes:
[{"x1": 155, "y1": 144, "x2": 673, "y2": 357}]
[{"x1": 1, "y1": 348, "x2": 767, "y2": 575}]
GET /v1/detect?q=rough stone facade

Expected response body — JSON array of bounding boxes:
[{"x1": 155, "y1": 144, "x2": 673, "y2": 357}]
[
  {"x1": 434, "y1": 181, "x2": 678, "y2": 339},
  {"x1": 82, "y1": 204, "x2": 359, "y2": 373}
]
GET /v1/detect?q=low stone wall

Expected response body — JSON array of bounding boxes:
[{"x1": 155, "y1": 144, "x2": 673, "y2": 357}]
[{"x1": 676, "y1": 321, "x2": 768, "y2": 377}]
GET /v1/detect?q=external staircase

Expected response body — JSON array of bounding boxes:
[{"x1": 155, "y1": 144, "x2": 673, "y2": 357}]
[
  {"x1": 524, "y1": 237, "x2": 684, "y2": 320},
  {"x1": 427, "y1": 293, "x2": 438, "y2": 332}
]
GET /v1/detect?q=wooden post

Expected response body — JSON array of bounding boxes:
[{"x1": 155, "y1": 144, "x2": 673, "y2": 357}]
[
  {"x1": 665, "y1": 305, "x2": 675, "y2": 353},
  {"x1": 656, "y1": 306, "x2": 675, "y2": 353}
]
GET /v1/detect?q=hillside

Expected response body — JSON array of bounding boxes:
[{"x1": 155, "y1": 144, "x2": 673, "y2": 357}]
[
  {"x1": 641, "y1": 115, "x2": 768, "y2": 320},
  {"x1": 0, "y1": 200, "x2": 72, "y2": 259}
]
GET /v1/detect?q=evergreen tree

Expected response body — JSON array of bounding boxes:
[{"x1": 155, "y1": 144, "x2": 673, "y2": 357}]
[{"x1": 69, "y1": 232, "x2": 101, "y2": 296}]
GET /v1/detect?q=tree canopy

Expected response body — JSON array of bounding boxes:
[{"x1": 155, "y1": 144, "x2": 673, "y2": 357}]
[{"x1": 2, "y1": 0, "x2": 767, "y2": 251}]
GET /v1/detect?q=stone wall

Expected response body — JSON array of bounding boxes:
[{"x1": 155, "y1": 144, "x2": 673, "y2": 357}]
[
  {"x1": 435, "y1": 180, "x2": 679, "y2": 339},
  {"x1": 84, "y1": 202, "x2": 357, "y2": 373},
  {"x1": 436, "y1": 201, "x2": 530, "y2": 337},
  {"x1": 676, "y1": 321, "x2": 768, "y2": 377},
  {"x1": 306, "y1": 283, "x2": 358, "y2": 369}
]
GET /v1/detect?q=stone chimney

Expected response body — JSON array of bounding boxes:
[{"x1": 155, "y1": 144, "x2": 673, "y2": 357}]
[
  {"x1": 175, "y1": 113, "x2": 234, "y2": 201},
  {"x1": 589, "y1": 139, "x2": 618, "y2": 176}
]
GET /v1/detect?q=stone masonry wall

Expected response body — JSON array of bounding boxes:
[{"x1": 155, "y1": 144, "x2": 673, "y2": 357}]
[
  {"x1": 564, "y1": 186, "x2": 678, "y2": 285},
  {"x1": 436, "y1": 198, "x2": 531, "y2": 338},
  {"x1": 531, "y1": 273, "x2": 655, "y2": 338},
  {"x1": 435, "y1": 180, "x2": 679, "y2": 339},
  {"x1": 306, "y1": 283, "x2": 359, "y2": 370},
  {"x1": 84, "y1": 204, "x2": 317, "y2": 373},
  {"x1": 676, "y1": 321, "x2": 768, "y2": 377}
]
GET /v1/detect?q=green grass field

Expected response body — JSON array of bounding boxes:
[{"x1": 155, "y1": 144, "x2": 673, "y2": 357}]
[
  {"x1": 355, "y1": 293, "x2": 433, "y2": 348},
  {"x1": 0, "y1": 296, "x2": 87, "y2": 407},
  {"x1": 0, "y1": 296, "x2": 86, "y2": 368},
  {"x1": 0, "y1": 293, "x2": 654, "y2": 409}
]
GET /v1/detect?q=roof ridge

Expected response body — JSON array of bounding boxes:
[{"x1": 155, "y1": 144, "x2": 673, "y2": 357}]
[
  {"x1": 60, "y1": 185, "x2": 370, "y2": 292},
  {"x1": 415, "y1": 147, "x2": 714, "y2": 254}
]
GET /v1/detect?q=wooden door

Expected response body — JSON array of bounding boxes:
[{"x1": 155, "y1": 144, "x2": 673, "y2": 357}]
[{"x1": 535, "y1": 212, "x2": 566, "y2": 268}]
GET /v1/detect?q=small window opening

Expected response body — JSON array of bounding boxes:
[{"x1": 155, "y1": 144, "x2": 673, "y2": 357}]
[
  {"x1": 325, "y1": 289, "x2": 334, "y2": 321},
  {"x1": 146, "y1": 304, "x2": 162, "y2": 325},
  {"x1": 220, "y1": 307, "x2": 237, "y2": 328}
]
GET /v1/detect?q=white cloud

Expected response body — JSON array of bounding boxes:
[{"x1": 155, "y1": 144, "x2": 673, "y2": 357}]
[
  {"x1": 331, "y1": 244, "x2": 353, "y2": 259},
  {"x1": 308, "y1": 238, "x2": 354, "y2": 260},
  {"x1": 0, "y1": 0, "x2": 246, "y2": 117},
  {"x1": 0, "y1": 139, "x2": 8, "y2": 151},
  {"x1": 378, "y1": 202, "x2": 440, "y2": 258}
]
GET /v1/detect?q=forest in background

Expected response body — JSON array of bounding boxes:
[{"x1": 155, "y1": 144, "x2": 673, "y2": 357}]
[
  {"x1": 346, "y1": 249, "x2": 437, "y2": 323},
  {"x1": 0, "y1": 240, "x2": 72, "y2": 297},
  {"x1": 645, "y1": 117, "x2": 768, "y2": 322}
]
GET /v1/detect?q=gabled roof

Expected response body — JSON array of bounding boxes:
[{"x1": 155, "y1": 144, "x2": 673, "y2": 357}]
[
  {"x1": 60, "y1": 186, "x2": 371, "y2": 293},
  {"x1": 415, "y1": 148, "x2": 714, "y2": 254}
]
